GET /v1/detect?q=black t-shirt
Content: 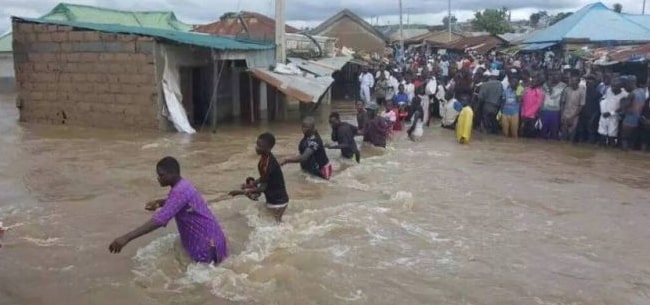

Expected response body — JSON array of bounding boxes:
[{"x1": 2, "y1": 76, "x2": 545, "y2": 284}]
[
  {"x1": 258, "y1": 153, "x2": 289, "y2": 205},
  {"x1": 331, "y1": 122, "x2": 358, "y2": 159},
  {"x1": 299, "y1": 132, "x2": 329, "y2": 176}
]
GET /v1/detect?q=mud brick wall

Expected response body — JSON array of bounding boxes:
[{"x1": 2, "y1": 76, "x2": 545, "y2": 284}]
[{"x1": 12, "y1": 21, "x2": 159, "y2": 129}]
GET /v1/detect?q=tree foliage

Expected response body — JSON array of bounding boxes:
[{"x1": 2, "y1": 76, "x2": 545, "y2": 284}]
[
  {"x1": 613, "y1": 3, "x2": 623, "y2": 13},
  {"x1": 549, "y1": 12, "x2": 573, "y2": 25},
  {"x1": 529, "y1": 11, "x2": 548, "y2": 27},
  {"x1": 442, "y1": 15, "x2": 458, "y2": 28},
  {"x1": 472, "y1": 7, "x2": 512, "y2": 35},
  {"x1": 220, "y1": 12, "x2": 239, "y2": 20}
]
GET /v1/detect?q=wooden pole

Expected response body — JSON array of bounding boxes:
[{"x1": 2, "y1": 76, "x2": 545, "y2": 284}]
[
  {"x1": 210, "y1": 52, "x2": 219, "y2": 131},
  {"x1": 399, "y1": 0, "x2": 404, "y2": 64},
  {"x1": 448, "y1": 0, "x2": 452, "y2": 42},
  {"x1": 249, "y1": 73, "x2": 255, "y2": 123}
]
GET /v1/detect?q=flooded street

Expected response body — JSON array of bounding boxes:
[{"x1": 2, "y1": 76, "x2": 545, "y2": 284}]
[{"x1": 1, "y1": 94, "x2": 650, "y2": 305}]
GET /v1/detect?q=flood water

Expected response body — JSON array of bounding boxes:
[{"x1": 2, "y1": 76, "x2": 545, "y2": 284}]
[{"x1": 1, "y1": 93, "x2": 650, "y2": 305}]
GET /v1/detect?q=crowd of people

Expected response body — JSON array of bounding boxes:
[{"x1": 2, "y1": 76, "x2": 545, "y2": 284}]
[
  {"x1": 354, "y1": 50, "x2": 650, "y2": 151},
  {"x1": 105, "y1": 50, "x2": 650, "y2": 267}
]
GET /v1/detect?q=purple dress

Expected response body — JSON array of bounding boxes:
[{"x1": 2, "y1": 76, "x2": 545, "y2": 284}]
[{"x1": 152, "y1": 178, "x2": 228, "y2": 263}]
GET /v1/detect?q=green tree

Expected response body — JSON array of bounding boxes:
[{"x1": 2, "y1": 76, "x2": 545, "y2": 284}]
[
  {"x1": 613, "y1": 3, "x2": 623, "y2": 13},
  {"x1": 472, "y1": 8, "x2": 512, "y2": 35},
  {"x1": 442, "y1": 15, "x2": 458, "y2": 28},
  {"x1": 220, "y1": 12, "x2": 239, "y2": 20},
  {"x1": 529, "y1": 11, "x2": 548, "y2": 27},
  {"x1": 549, "y1": 12, "x2": 573, "y2": 25}
]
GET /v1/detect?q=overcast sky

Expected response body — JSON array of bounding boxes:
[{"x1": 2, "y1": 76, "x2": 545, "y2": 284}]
[{"x1": 0, "y1": 0, "x2": 645, "y2": 34}]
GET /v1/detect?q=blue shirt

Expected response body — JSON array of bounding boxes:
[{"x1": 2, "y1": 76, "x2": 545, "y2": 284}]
[
  {"x1": 394, "y1": 93, "x2": 409, "y2": 105},
  {"x1": 502, "y1": 86, "x2": 520, "y2": 116}
]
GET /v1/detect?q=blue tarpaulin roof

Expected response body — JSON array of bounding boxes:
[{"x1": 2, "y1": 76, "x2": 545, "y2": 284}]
[
  {"x1": 524, "y1": 2, "x2": 650, "y2": 44},
  {"x1": 520, "y1": 42, "x2": 557, "y2": 51},
  {"x1": 13, "y1": 16, "x2": 275, "y2": 51}
]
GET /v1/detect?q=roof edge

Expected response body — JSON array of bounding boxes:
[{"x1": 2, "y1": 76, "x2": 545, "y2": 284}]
[
  {"x1": 310, "y1": 9, "x2": 388, "y2": 42},
  {"x1": 11, "y1": 16, "x2": 274, "y2": 51}
]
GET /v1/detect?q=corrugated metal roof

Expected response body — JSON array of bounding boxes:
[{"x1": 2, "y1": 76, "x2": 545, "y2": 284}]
[
  {"x1": 525, "y1": 3, "x2": 650, "y2": 44},
  {"x1": 194, "y1": 11, "x2": 298, "y2": 42},
  {"x1": 0, "y1": 33, "x2": 11, "y2": 53},
  {"x1": 520, "y1": 42, "x2": 557, "y2": 51},
  {"x1": 2, "y1": 3, "x2": 196, "y2": 52},
  {"x1": 41, "y1": 3, "x2": 192, "y2": 31},
  {"x1": 252, "y1": 68, "x2": 333, "y2": 103},
  {"x1": 388, "y1": 29, "x2": 430, "y2": 42},
  {"x1": 625, "y1": 14, "x2": 650, "y2": 30},
  {"x1": 445, "y1": 35, "x2": 507, "y2": 54},
  {"x1": 288, "y1": 56, "x2": 352, "y2": 77},
  {"x1": 310, "y1": 9, "x2": 388, "y2": 42},
  {"x1": 593, "y1": 43, "x2": 650, "y2": 63},
  {"x1": 14, "y1": 17, "x2": 275, "y2": 51}
]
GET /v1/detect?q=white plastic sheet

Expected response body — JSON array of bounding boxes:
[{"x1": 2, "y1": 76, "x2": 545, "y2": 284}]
[{"x1": 161, "y1": 47, "x2": 196, "y2": 134}]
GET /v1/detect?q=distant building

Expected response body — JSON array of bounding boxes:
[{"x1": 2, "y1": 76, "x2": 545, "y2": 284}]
[
  {"x1": 0, "y1": 33, "x2": 13, "y2": 92},
  {"x1": 194, "y1": 11, "x2": 299, "y2": 43},
  {"x1": 310, "y1": 9, "x2": 388, "y2": 56},
  {"x1": 195, "y1": 11, "x2": 338, "y2": 58},
  {"x1": 406, "y1": 30, "x2": 464, "y2": 45}
]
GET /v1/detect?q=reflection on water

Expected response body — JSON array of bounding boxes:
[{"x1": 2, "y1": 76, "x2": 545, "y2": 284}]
[{"x1": 2, "y1": 94, "x2": 650, "y2": 305}]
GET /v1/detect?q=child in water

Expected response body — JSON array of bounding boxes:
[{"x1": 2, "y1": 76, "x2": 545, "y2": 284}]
[
  {"x1": 456, "y1": 94, "x2": 474, "y2": 144},
  {"x1": 230, "y1": 132, "x2": 289, "y2": 222}
]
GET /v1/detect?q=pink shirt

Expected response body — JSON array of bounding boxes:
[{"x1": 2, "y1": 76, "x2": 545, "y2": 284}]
[{"x1": 520, "y1": 87, "x2": 545, "y2": 119}]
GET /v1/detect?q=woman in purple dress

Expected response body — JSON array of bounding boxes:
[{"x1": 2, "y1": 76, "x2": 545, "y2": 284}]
[{"x1": 109, "y1": 157, "x2": 228, "y2": 264}]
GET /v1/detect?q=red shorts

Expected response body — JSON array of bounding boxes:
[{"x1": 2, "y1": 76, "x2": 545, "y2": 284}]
[{"x1": 320, "y1": 163, "x2": 333, "y2": 180}]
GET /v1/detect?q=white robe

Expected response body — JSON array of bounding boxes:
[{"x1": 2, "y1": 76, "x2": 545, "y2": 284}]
[
  {"x1": 359, "y1": 73, "x2": 375, "y2": 104},
  {"x1": 598, "y1": 88, "x2": 627, "y2": 137},
  {"x1": 419, "y1": 94, "x2": 430, "y2": 124},
  {"x1": 441, "y1": 98, "x2": 460, "y2": 127},
  {"x1": 405, "y1": 83, "x2": 415, "y2": 104}
]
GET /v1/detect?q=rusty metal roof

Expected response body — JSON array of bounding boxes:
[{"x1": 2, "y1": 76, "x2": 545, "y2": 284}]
[{"x1": 194, "y1": 11, "x2": 298, "y2": 42}]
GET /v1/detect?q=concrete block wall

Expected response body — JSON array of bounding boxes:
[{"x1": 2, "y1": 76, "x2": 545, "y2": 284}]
[{"x1": 12, "y1": 21, "x2": 158, "y2": 129}]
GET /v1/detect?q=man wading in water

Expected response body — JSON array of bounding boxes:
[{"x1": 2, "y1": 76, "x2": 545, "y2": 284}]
[
  {"x1": 281, "y1": 117, "x2": 333, "y2": 180},
  {"x1": 326, "y1": 112, "x2": 361, "y2": 163},
  {"x1": 229, "y1": 132, "x2": 290, "y2": 222},
  {"x1": 108, "y1": 157, "x2": 228, "y2": 264}
]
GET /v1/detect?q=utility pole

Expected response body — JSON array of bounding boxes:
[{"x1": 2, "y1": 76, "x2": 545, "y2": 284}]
[
  {"x1": 644, "y1": 0, "x2": 647, "y2": 15},
  {"x1": 399, "y1": 0, "x2": 404, "y2": 64},
  {"x1": 275, "y1": 0, "x2": 286, "y2": 63},
  {"x1": 448, "y1": 0, "x2": 452, "y2": 42}
]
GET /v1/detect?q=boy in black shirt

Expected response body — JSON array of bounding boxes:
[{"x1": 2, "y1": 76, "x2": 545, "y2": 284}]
[
  {"x1": 326, "y1": 112, "x2": 361, "y2": 163},
  {"x1": 281, "y1": 117, "x2": 333, "y2": 180},
  {"x1": 230, "y1": 132, "x2": 289, "y2": 222}
]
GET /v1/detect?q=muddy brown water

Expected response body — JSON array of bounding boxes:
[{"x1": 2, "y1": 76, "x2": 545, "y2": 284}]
[{"x1": 1, "y1": 94, "x2": 650, "y2": 305}]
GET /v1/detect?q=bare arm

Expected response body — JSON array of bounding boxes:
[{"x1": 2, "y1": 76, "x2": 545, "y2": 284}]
[
  {"x1": 109, "y1": 219, "x2": 162, "y2": 253},
  {"x1": 281, "y1": 148, "x2": 315, "y2": 165}
]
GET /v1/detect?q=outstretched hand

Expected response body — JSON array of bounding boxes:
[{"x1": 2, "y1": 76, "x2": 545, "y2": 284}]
[
  {"x1": 108, "y1": 236, "x2": 130, "y2": 254},
  {"x1": 144, "y1": 199, "x2": 164, "y2": 211},
  {"x1": 228, "y1": 190, "x2": 244, "y2": 197}
]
